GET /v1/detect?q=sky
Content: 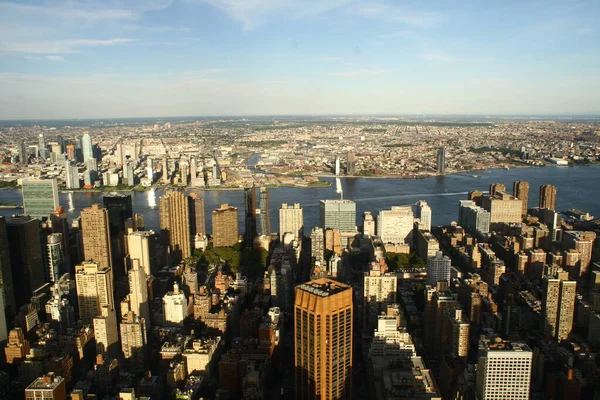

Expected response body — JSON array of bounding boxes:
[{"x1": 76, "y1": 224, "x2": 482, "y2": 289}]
[{"x1": 0, "y1": 0, "x2": 599, "y2": 119}]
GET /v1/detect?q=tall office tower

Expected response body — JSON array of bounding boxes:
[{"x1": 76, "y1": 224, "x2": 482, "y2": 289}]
[
  {"x1": 363, "y1": 262, "x2": 397, "y2": 330},
  {"x1": 427, "y1": 251, "x2": 452, "y2": 286},
  {"x1": 81, "y1": 132, "x2": 93, "y2": 163},
  {"x1": 0, "y1": 285, "x2": 6, "y2": 342},
  {"x1": 436, "y1": 147, "x2": 445, "y2": 174},
  {"x1": 413, "y1": 200, "x2": 432, "y2": 232},
  {"x1": 563, "y1": 231, "x2": 596, "y2": 275},
  {"x1": 542, "y1": 271, "x2": 576, "y2": 340},
  {"x1": 362, "y1": 212, "x2": 376, "y2": 237},
  {"x1": 488, "y1": 183, "x2": 506, "y2": 196},
  {"x1": 120, "y1": 311, "x2": 148, "y2": 372},
  {"x1": 163, "y1": 282, "x2": 187, "y2": 326},
  {"x1": 127, "y1": 259, "x2": 150, "y2": 331},
  {"x1": 103, "y1": 194, "x2": 132, "y2": 276},
  {"x1": 94, "y1": 305, "x2": 119, "y2": 359},
  {"x1": 476, "y1": 339, "x2": 532, "y2": 400},
  {"x1": 65, "y1": 144, "x2": 75, "y2": 160},
  {"x1": 346, "y1": 151, "x2": 356, "y2": 175},
  {"x1": 38, "y1": 134, "x2": 46, "y2": 160},
  {"x1": 377, "y1": 206, "x2": 414, "y2": 244},
  {"x1": 259, "y1": 187, "x2": 271, "y2": 236},
  {"x1": 0, "y1": 217, "x2": 15, "y2": 317},
  {"x1": 295, "y1": 279, "x2": 353, "y2": 400},
  {"x1": 116, "y1": 142, "x2": 124, "y2": 166},
  {"x1": 159, "y1": 191, "x2": 192, "y2": 264},
  {"x1": 539, "y1": 184, "x2": 557, "y2": 210},
  {"x1": 6, "y1": 216, "x2": 44, "y2": 308},
  {"x1": 146, "y1": 158, "x2": 153, "y2": 181},
  {"x1": 22, "y1": 178, "x2": 59, "y2": 219},
  {"x1": 481, "y1": 191, "x2": 522, "y2": 229},
  {"x1": 123, "y1": 162, "x2": 134, "y2": 186},
  {"x1": 189, "y1": 156, "x2": 198, "y2": 186},
  {"x1": 45, "y1": 284, "x2": 74, "y2": 334},
  {"x1": 81, "y1": 204, "x2": 113, "y2": 272},
  {"x1": 179, "y1": 159, "x2": 189, "y2": 185},
  {"x1": 188, "y1": 193, "x2": 206, "y2": 237},
  {"x1": 46, "y1": 233, "x2": 65, "y2": 283},
  {"x1": 75, "y1": 261, "x2": 114, "y2": 323},
  {"x1": 55, "y1": 135, "x2": 64, "y2": 153},
  {"x1": 127, "y1": 231, "x2": 157, "y2": 276},
  {"x1": 212, "y1": 204, "x2": 239, "y2": 248},
  {"x1": 19, "y1": 140, "x2": 28, "y2": 165},
  {"x1": 65, "y1": 161, "x2": 80, "y2": 189},
  {"x1": 310, "y1": 227, "x2": 325, "y2": 265},
  {"x1": 162, "y1": 156, "x2": 169, "y2": 183},
  {"x1": 244, "y1": 187, "x2": 257, "y2": 243},
  {"x1": 25, "y1": 373, "x2": 66, "y2": 400},
  {"x1": 320, "y1": 199, "x2": 356, "y2": 233},
  {"x1": 512, "y1": 181, "x2": 530, "y2": 217},
  {"x1": 458, "y1": 200, "x2": 491, "y2": 234},
  {"x1": 335, "y1": 155, "x2": 341, "y2": 176},
  {"x1": 280, "y1": 203, "x2": 303, "y2": 242}
]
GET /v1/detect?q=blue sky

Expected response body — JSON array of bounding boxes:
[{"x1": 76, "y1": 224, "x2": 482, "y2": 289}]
[{"x1": 0, "y1": 0, "x2": 599, "y2": 119}]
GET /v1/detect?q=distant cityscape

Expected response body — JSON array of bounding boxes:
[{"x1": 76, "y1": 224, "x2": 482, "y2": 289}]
[{"x1": 1, "y1": 152, "x2": 600, "y2": 400}]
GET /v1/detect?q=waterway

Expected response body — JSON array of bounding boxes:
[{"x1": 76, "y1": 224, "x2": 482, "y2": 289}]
[{"x1": 1, "y1": 165, "x2": 598, "y2": 233}]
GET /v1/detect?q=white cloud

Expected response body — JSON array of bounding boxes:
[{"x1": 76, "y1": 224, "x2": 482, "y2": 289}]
[
  {"x1": 329, "y1": 68, "x2": 391, "y2": 77},
  {"x1": 347, "y1": 2, "x2": 443, "y2": 26},
  {"x1": 46, "y1": 55, "x2": 64, "y2": 61},
  {"x1": 320, "y1": 56, "x2": 340, "y2": 61},
  {"x1": 0, "y1": 38, "x2": 135, "y2": 54}
]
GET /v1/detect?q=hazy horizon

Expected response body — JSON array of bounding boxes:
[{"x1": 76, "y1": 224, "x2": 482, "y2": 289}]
[{"x1": 1, "y1": 0, "x2": 599, "y2": 119}]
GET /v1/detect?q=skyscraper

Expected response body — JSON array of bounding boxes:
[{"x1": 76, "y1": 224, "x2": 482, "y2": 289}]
[
  {"x1": 476, "y1": 339, "x2": 532, "y2": 400},
  {"x1": 120, "y1": 311, "x2": 148, "y2": 372},
  {"x1": 346, "y1": 151, "x2": 356, "y2": 175},
  {"x1": 488, "y1": 183, "x2": 506, "y2": 196},
  {"x1": 75, "y1": 261, "x2": 114, "y2": 323},
  {"x1": 0, "y1": 217, "x2": 15, "y2": 317},
  {"x1": 539, "y1": 184, "x2": 558, "y2": 210},
  {"x1": 7, "y1": 216, "x2": 44, "y2": 308},
  {"x1": 436, "y1": 147, "x2": 445, "y2": 174},
  {"x1": 188, "y1": 193, "x2": 206, "y2": 238},
  {"x1": 320, "y1": 199, "x2": 356, "y2": 233},
  {"x1": 38, "y1": 133, "x2": 46, "y2": 160},
  {"x1": 512, "y1": 180, "x2": 530, "y2": 217},
  {"x1": 94, "y1": 305, "x2": 119, "y2": 359},
  {"x1": 65, "y1": 161, "x2": 80, "y2": 189},
  {"x1": 103, "y1": 194, "x2": 133, "y2": 276},
  {"x1": 377, "y1": 206, "x2": 414, "y2": 244},
  {"x1": 80, "y1": 204, "x2": 113, "y2": 272},
  {"x1": 25, "y1": 373, "x2": 66, "y2": 400},
  {"x1": 46, "y1": 233, "x2": 65, "y2": 283},
  {"x1": 363, "y1": 262, "x2": 397, "y2": 330},
  {"x1": 127, "y1": 231, "x2": 157, "y2": 276},
  {"x1": 427, "y1": 251, "x2": 452, "y2": 286},
  {"x1": 280, "y1": 203, "x2": 303, "y2": 242},
  {"x1": 163, "y1": 282, "x2": 187, "y2": 326},
  {"x1": 335, "y1": 155, "x2": 341, "y2": 176},
  {"x1": 162, "y1": 156, "x2": 169, "y2": 183},
  {"x1": 362, "y1": 211, "x2": 376, "y2": 237},
  {"x1": 295, "y1": 279, "x2": 353, "y2": 400},
  {"x1": 259, "y1": 187, "x2": 271, "y2": 236},
  {"x1": 310, "y1": 227, "x2": 325, "y2": 266},
  {"x1": 21, "y1": 178, "x2": 59, "y2": 219},
  {"x1": 413, "y1": 200, "x2": 432, "y2": 232},
  {"x1": 481, "y1": 191, "x2": 522, "y2": 230},
  {"x1": 244, "y1": 187, "x2": 257, "y2": 243},
  {"x1": 159, "y1": 191, "x2": 192, "y2": 264},
  {"x1": 127, "y1": 259, "x2": 150, "y2": 332},
  {"x1": 19, "y1": 140, "x2": 28, "y2": 165},
  {"x1": 81, "y1": 132, "x2": 93, "y2": 163},
  {"x1": 212, "y1": 204, "x2": 239, "y2": 248},
  {"x1": 542, "y1": 271, "x2": 576, "y2": 341}
]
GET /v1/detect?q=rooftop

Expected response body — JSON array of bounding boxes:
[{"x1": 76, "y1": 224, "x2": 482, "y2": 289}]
[{"x1": 297, "y1": 278, "x2": 350, "y2": 297}]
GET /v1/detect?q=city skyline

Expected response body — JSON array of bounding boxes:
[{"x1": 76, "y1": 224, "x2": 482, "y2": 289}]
[{"x1": 1, "y1": 1, "x2": 599, "y2": 119}]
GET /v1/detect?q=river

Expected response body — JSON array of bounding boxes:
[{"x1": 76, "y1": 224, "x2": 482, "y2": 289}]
[{"x1": 1, "y1": 165, "x2": 598, "y2": 233}]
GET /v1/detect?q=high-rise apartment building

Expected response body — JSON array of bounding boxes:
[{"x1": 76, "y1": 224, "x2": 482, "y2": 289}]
[
  {"x1": 459, "y1": 200, "x2": 491, "y2": 234},
  {"x1": 280, "y1": 203, "x2": 303, "y2": 242},
  {"x1": 188, "y1": 193, "x2": 206, "y2": 237},
  {"x1": 310, "y1": 227, "x2": 325, "y2": 265},
  {"x1": 4, "y1": 328, "x2": 30, "y2": 364},
  {"x1": 444, "y1": 308, "x2": 470, "y2": 359},
  {"x1": 7, "y1": 215, "x2": 44, "y2": 308},
  {"x1": 38, "y1": 133, "x2": 46, "y2": 160},
  {"x1": 25, "y1": 373, "x2": 66, "y2": 400},
  {"x1": 163, "y1": 283, "x2": 187, "y2": 326},
  {"x1": 212, "y1": 204, "x2": 239, "y2": 248},
  {"x1": 259, "y1": 187, "x2": 270, "y2": 236},
  {"x1": 159, "y1": 191, "x2": 192, "y2": 263},
  {"x1": 75, "y1": 261, "x2": 114, "y2": 323},
  {"x1": 436, "y1": 147, "x2": 445, "y2": 174},
  {"x1": 162, "y1": 156, "x2": 169, "y2": 183},
  {"x1": 127, "y1": 259, "x2": 150, "y2": 331},
  {"x1": 513, "y1": 181, "x2": 530, "y2": 217},
  {"x1": 542, "y1": 271, "x2": 576, "y2": 341},
  {"x1": 46, "y1": 233, "x2": 65, "y2": 283},
  {"x1": 320, "y1": 199, "x2": 356, "y2": 233},
  {"x1": 413, "y1": 200, "x2": 432, "y2": 232},
  {"x1": 94, "y1": 305, "x2": 119, "y2": 359},
  {"x1": 80, "y1": 204, "x2": 113, "y2": 272},
  {"x1": 295, "y1": 279, "x2": 353, "y2": 400},
  {"x1": 377, "y1": 206, "x2": 414, "y2": 244},
  {"x1": 489, "y1": 183, "x2": 506, "y2": 196},
  {"x1": 562, "y1": 231, "x2": 596, "y2": 276},
  {"x1": 539, "y1": 184, "x2": 557, "y2": 210},
  {"x1": 65, "y1": 161, "x2": 80, "y2": 189},
  {"x1": 481, "y1": 191, "x2": 522, "y2": 229},
  {"x1": 363, "y1": 262, "x2": 397, "y2": 330},
  {"x1": 476, "y1": 339, "x2": 532, "y2": 400},
  {"x1": 427, "y1": 251, "x2": 452, "y2": 286},
  {"x1": 21, "y1": 178, "x2": 59, "y2": 219},
  {"x1": 120, "y1": 311, "x2": 147, "y2": 372},
  {"x1": 81, "y1": 132, "x2": 93, "y2": 163},
  {"x1": 127, "y1": 231, "x2": 157, "y2": 276},
  {"x1": 362, "y1": 212, "x2": 375, "y2": 237},
  {"x1": 19, "y1": 140, "x2": 28, "y2": 165}
]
